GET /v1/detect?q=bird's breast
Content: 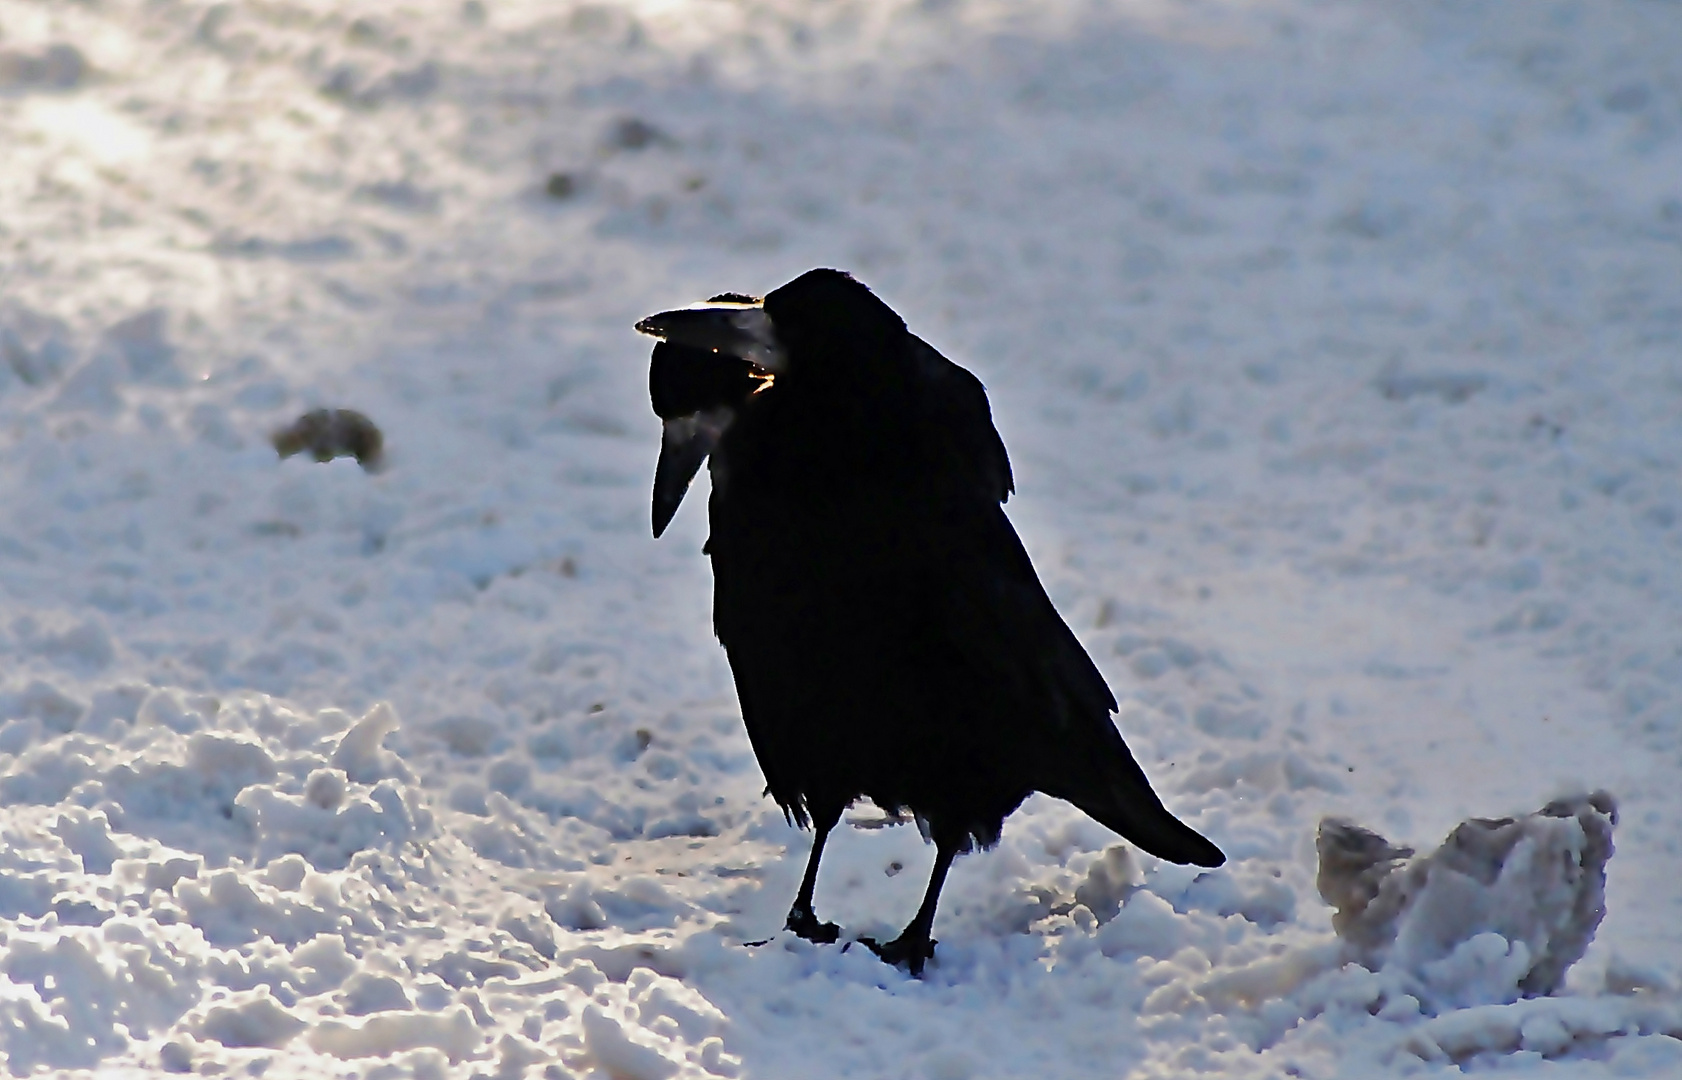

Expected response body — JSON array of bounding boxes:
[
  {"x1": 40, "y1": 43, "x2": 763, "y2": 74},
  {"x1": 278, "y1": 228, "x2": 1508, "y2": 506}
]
[{"x1": 708, "y1": 484, "x2": 933, "y2": 646}]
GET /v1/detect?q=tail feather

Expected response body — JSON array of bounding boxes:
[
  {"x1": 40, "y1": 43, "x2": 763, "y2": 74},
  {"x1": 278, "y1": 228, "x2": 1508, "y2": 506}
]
[
  {"x1": 1043, "y1": 738, "x2": 1226, "y2": 868},
  {"x1": 1081, "y1": 794, "x2": 1226, "y2": 868}
]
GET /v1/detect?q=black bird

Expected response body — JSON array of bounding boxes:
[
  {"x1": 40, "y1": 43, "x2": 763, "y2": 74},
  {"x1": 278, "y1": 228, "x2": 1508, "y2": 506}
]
[{"x1": 637, "y1": 270, "x2": 1224, "y2": 974}]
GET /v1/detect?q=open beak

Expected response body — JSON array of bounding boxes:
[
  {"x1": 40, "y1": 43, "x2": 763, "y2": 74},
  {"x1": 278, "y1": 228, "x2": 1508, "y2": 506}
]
[{"x1": 634, "y1": 302, "x2": 786, "y2": 374}]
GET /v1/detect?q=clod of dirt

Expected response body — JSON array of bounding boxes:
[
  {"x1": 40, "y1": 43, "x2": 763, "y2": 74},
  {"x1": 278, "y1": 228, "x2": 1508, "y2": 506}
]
[
  {"x1": 606, "y1": 116, "x2": 673, "y2": 151},
  {"x1": 272, "y1": 408, "x2": 385, "y2": 471}
]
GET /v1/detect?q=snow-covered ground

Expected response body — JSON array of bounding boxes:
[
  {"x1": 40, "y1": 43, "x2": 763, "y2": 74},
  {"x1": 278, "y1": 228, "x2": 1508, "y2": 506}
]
[{"x1": 3, "y1": 0, "x2": 1681, "y2": 1075}]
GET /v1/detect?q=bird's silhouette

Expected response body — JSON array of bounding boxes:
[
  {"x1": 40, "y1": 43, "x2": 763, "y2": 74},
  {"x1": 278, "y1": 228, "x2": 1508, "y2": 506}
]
[{"x1": 637, "y1": 269, "x2": 1224, "y2": 974}]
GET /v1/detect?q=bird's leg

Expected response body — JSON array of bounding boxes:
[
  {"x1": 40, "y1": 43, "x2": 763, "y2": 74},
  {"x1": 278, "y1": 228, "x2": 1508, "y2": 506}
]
[
  {"x1": 784, "y1": 805, "x2": 841, "y2": 944},
  {"x1": 864, "y1": 834, "x2": 960, "y2": 977}
]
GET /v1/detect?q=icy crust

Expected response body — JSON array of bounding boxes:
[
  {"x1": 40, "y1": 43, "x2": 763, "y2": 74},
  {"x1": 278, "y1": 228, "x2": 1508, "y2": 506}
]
[
  {"x1": 1, "y1": 693, "x2": 423, "y2": 872},
  {"x1": 0, "y1": 683, "x2": 748, "y2": 1078},
  {"x1": 3, "y1": 673, "x2": 1671, "y2": 1079},
  {"x1": 1319, "y1": 794, "x2": 1617, "y2": 1005},
  {"x1": 0, "y1": 690, "x2": 429, "y2": 1073}
]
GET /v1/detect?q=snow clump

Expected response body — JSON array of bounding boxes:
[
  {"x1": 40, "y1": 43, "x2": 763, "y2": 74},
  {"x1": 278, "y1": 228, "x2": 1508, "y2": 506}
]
[{"x1": 1317, "y1": 792, "x2": 1617, "y2": 1007}]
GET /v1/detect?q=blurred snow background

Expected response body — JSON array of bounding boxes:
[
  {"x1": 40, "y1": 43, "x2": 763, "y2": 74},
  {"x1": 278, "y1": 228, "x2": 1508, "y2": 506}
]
[{"x1": 2, "y1": 0, "x2": 1681, "y2": 1076}]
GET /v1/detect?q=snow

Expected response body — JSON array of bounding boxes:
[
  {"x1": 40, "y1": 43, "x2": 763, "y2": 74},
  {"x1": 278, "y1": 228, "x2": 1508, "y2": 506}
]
[
  {"x1": 1, "y1": 0, "x2": 1680, "y2": 1076},
  {"x1": 1318, "y1": 793, "x2": 1617, "y2": 1007}
]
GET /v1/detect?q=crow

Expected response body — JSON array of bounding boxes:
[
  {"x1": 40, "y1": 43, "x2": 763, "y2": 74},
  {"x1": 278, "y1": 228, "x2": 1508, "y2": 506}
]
[{"x1": 637, "y1": 269, "x2": 1224, "y2": 974}]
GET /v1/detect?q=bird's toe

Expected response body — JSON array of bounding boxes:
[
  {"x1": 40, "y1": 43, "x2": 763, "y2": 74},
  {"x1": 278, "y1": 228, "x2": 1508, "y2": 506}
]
[
  {"x1": 860, "y1": 932, "x2": 938, "y2": 977},
  {"x1": 785, "y1": 908, "x2": 841, "y2": 945}
]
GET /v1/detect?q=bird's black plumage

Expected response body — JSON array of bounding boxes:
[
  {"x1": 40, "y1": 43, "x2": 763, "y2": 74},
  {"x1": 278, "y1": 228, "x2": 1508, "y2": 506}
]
[{"x1": 638, "y1": 269, "x2": 1223, "y2": 974}]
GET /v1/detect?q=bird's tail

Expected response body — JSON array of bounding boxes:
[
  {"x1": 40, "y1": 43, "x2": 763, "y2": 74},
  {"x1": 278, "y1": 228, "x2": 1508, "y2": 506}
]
[
  {"x1": 1045, "y1": 745, "x2": 1226, "y2": 868},
  {"x1": 1083, "y1": 792, "x2": 1226, "y2": 867}
]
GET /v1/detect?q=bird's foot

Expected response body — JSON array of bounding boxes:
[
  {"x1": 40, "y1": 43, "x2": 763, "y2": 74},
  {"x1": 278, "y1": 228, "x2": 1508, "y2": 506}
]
[
  {"x1": 860, "y1": 931, "x2": 937, "y2": 977},
  {"x1": 784, "y1": 907, "x2": 841, "y2": 945}
]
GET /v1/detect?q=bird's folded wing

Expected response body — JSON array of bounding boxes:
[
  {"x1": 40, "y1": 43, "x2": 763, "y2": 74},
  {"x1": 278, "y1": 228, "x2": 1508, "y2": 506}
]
[
  {"x1": 924, "y1": 506, "x2": 1226, "y2": 866},
  {"x1": 924, "y1": 501, "x2": 1118, "y2": 734},
  {"x1": 907, "y1": 336, "x2": 1014, "y2": 506}
]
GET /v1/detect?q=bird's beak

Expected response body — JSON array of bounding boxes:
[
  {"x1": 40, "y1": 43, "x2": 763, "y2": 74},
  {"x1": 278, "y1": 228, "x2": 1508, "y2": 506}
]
[
  {"x1": 635, "y1": 303, "x2": 787, "y2": 374},
  {"x1": 652, "y1": 407, "x2": 733, "y2": 538}
]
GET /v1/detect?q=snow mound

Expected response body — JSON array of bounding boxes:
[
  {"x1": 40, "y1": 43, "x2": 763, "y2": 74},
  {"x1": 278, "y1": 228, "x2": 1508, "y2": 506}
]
[
  {"x1": 1, "y1": 688, "x2": 427, "y2": 871},
  {"x1": 0, "y1": 676, "x2": 755, "y2": 1077},
  {"x1": 1318, "y1": 792, "x2": 1617, "y2": 1007}
]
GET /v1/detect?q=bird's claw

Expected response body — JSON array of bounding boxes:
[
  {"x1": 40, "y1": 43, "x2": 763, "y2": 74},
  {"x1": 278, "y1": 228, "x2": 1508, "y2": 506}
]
[
  {"x1": 785, "y1": 908, "x2": 841, "y2": 944},
  {"x1": 859, "y1": 933, "x2": 937, "y2": 977}
]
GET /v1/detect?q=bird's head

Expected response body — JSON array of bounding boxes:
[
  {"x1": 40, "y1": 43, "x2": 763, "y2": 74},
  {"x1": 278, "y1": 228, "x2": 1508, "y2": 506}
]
[
  {"x1": 759, "y1": 269, "x2": 907, "y2": 369},
  {"x1": 634, "y1": 290, "x2": 770, "y2": 538},
  {"x1": 635, "y1": 269, "x2": 906, "y2": 536},
  {"x1": 638, "y1": 270, "x2": 907, "y2": 394}
]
